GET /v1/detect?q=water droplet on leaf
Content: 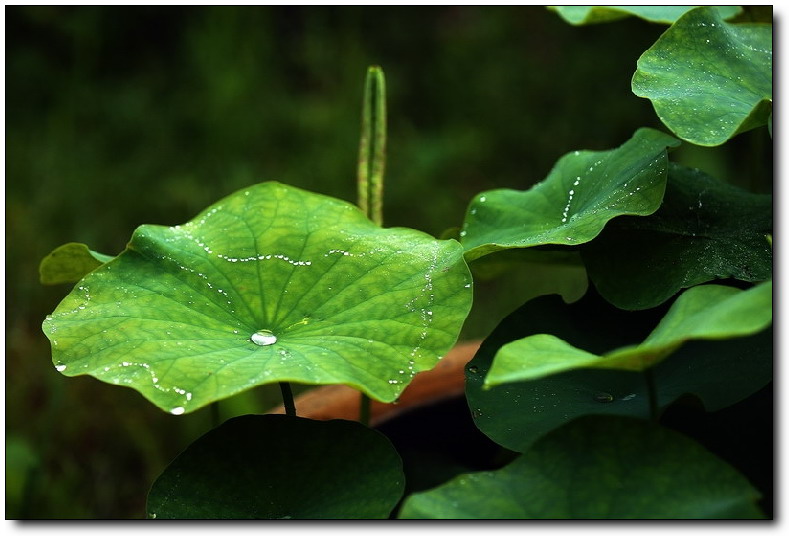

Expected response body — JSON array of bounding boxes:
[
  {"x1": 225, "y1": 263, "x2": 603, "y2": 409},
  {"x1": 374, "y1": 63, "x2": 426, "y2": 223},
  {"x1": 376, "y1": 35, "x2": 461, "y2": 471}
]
[
  {"x1": 170, "y1": 407, "x2": 185, "y2": 415},
  {"x1": 251, "y1": 329, "x2": 277, "y2": 346},
  {"x1": 594, "y1": 392, "x2": 614, "y2": 403}
]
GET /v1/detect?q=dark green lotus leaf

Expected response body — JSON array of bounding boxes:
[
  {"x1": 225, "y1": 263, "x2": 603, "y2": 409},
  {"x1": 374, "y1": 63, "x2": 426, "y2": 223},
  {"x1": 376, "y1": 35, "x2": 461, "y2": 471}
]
[
  {"x1": 549, "y1": 5, "x2": 743, "y2": 26},
  {"x1": 460, "y1": 128, "x2": 679, "y2": 261},
  {"x1": 399, "y1": 415, "x2": 763, "y2": 519},
  {"x1": 581, "y1": 164, "x2": 772, "y2": 310},
  {"x1": 465, "y1": 289, "x2": 773, "y2": 452},
  {"x1": 39, "y1": 242, "x2": 114, "y2": 285},
  {"x1": 485, "y1": 281, "x2": 772, "y2": 386},
  {"x1": 632, "y1": 7, "x2": 772, "y2": 146},
  {"x1": 42, "y1": 182, "x2": 473, "y2": 414},
  {"x1": 147, "y1": 415, "x2": 404, "y2": 519}
]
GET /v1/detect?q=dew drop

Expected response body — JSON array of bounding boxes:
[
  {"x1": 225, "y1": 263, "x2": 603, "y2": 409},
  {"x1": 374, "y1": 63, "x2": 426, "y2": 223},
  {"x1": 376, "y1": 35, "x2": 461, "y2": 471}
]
[
  {"x1": 170, "y1": 407, "x2": 185, "y2": 415},
  {"x1": 468, "y1": 365, "x2": 479, "y2": 374},
  {"x1": 251, "y1": 329, "x2": 277, "y2": 346},
  {"x1": 594, "y1": 392, "x2": 614, "y2": 403},
  {"x1": 55, "y1": 364, "x2": 67, "y2": 372}
]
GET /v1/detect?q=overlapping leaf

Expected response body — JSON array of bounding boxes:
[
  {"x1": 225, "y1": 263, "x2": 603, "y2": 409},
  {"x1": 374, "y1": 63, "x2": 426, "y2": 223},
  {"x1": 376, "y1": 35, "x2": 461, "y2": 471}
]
[
  {"x1": 549, "y1": 5, "x2": 742, "y2": 26},
  {"x1": 485, "y1": 281, "x2": 772, "y2": 386},
  {"x1": 632, "y1": 7, "x2": 772, "y2": 146},
  {"x1": 39, "y1": 242, "x2": 114, "y2": 285},
  {"x1": 581, "y1": 163, "x2": 772, "y2": 310},
  {"x1": 147, "y1": 415, "x2": 405, "y2": 519},
  {"x1": 459, "y1": 128, "x2": 679, "y2": 261},
  {"x1": 399, "y1": 416, "x2": 763, "y2": 519},
  {"x1": 42, "y1": 182, "x2": 473, "y2": 414},
  {"x1": 465, "y1": 288, "x2": 773, "y2": 452}
]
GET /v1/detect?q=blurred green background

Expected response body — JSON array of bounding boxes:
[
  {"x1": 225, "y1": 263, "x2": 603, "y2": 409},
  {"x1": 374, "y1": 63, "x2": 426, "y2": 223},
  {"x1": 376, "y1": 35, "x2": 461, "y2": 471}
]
[{"x1": 6, "y1": 5, "x2": 769, "y2": 518}]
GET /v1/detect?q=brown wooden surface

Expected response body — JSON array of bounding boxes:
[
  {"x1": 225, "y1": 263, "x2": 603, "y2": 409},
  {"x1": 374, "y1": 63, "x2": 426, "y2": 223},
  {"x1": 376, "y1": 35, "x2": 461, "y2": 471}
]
[{"x1": 267, "y1": 340, "x2": 482, "y2": 426}]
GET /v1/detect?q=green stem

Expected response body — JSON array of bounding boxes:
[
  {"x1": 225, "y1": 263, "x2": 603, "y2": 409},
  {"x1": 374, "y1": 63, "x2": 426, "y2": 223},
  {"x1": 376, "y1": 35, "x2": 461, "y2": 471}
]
[
  {"x1": 357, "y1": 65, "x2": 387, "y2": 227},
  {"x1": 279, "y1": 382, "x2": 297, "y2": 417},
  {"x1": 359, "y1": 393, "x2": 372, "y2": 427}
]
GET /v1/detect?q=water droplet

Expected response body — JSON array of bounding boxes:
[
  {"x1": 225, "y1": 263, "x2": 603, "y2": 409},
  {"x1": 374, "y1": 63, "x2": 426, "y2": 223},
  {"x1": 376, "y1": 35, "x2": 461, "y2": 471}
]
[
  {"x1": 251, "y1": 329, "x2": 277, "y2": 346},
  {"x1": 170, "y1": 407, "x2": 185, "y2": 415},
  {"x1": 472, "y1": 409, "x2": 483, "y2": 419},
  {"x1": 621, "y1": 393, "x2": 637, "y2": 401},
  {"x1": 55, "y1": 364, "x2": 67, "y2": 372},
  {"x1": 594, "y1": 392, "x2": 614, "y2": 403},
  {"x1": 150, "y1": 513, "x2": 157, "y2": 519},
  {"x1": 468, "y1": 365, "x2": 479, "y2": 374}
]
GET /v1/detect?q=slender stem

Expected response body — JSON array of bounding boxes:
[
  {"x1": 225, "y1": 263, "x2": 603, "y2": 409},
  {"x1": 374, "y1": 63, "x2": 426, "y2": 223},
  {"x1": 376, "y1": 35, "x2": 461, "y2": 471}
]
[
  {"x1": 644, "y1": 368, "x2": 659, "y2": 422},
  {"x1": 356, "y1": 66, "x2": 387, "y2": 424},
  {"x1": 279, "y1": 382, "x2": 297, "y2": 417},
  {"x1": 356, "y1": 65, "x2": 387, "y2": 226},
  {"x1": 359, "y1": 393, "x2": 371, "y2": 427}
]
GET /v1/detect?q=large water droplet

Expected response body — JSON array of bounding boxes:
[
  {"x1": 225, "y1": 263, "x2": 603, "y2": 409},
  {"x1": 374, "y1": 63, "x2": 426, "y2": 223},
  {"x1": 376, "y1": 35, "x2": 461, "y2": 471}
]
[
  {"x1": 170, "y1": 407, "x2": 185, "y2": 415},
  {"x1": 55, "y1": 364, "x2": 67, "y2": 372},
  {"x1": 594, "y1": 392, "x2": 614, "y2": 403},
  {"x1": 251, "y1": 329, "x2": 277, "y2": 346}
]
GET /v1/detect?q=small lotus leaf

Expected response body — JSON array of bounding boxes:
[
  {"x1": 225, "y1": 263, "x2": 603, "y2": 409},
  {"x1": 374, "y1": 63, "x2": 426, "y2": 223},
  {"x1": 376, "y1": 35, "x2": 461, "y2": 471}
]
[
  {"x1": 460, "y1": 128, "x2": 679, "y2": 261},
  {"x1": 399, "y1": 416, "x2": 763, "y2": 519},
  {"x1": 147, "y1": 415, "x2": 405, "y2": 519},
  {"x1": 632, "y1": 7, "x2": 772, "y2": 146}
]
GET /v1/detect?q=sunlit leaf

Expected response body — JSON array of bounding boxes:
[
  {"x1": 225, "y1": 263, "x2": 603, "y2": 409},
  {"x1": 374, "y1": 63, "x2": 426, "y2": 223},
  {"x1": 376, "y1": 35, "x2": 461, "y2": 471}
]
[
  {"x1": 465, "y1": 289, "x2": 772, "y2": 452},
  {"x1": 39, "y1": 242, "x2": 114, "y2": 285},
  {"x1": 42, "y1": 182, "x2": 473, "y2": 414},
  {"x1": 399, "y1": 416, "x2": 763, "y2": 519},
  {"x1": 147, "y1": 415, "x2": 405, "y2": 519},
  {"x1": 485, "y1": 281, "x2": 772, "y2": 386},
  {"x1": 549, "y1": 5, "x2": 743, "y2": 26},
  {"x1": 632, "y1": 7, "x2": 772, "y2": 146},
  {"x1": 581, "y1": 163, "x2": 772, "y2": 310},
  {"x1": 460, "y1": 128, "x2": 679, "y2": 261}
]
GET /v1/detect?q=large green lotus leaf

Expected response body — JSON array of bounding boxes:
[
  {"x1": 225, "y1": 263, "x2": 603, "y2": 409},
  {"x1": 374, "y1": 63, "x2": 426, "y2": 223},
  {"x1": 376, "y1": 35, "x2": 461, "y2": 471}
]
[
  {"x1": 549, "y1": 5, "x2": 743, "y2": 26},
  {"x1": 581, "y1": 164, "x2": 772, "y2": 310},
  {"x1": 146, "y1": 415, "x2": 404, "y2": 519},
  {"x1": 465, "y1": 289, "x2": 772, "y2": 452},
  {"x1": 399, "y1": 415, "x2": 763, "y2": 519},
  {"x1": 39, "y1": 242, "x2": 114, "y2": 285},
  {"x1": 42, "y1": 182, "x2": 473, "y2": 414},
  {"x1": 485, "y1": 281, "x2": 772, "y2": 386},
  {"x1": 632, "y1": 7, "x2": 772, "y2": 146},
  {"x1": 460, "y1": 128, "x2": 680, "y2": 261}
]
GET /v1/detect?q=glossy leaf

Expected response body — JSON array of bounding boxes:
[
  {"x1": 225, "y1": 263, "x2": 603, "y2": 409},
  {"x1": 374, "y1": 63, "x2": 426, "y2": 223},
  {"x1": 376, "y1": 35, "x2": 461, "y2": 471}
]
[
  {"x1": 465, "y1": 289, "x2": 773, "y2": 452},
  {"x1": 460, "y1": 128, "x2": 679, "y2": 261},
  {"x1": 147, "y1": 415, "x2": 405, "y2": 519},
  {"x1": 581, "y1": 164, "x2": 772, "y2": 310},
  {"x1": 42, "y1": 182, "x2": 473, "y2": 414},
  {"x1": 632, "y1": 7, "x2": 772, "y2": 146},
  {"x1": 549, "y1": 5, "x2": 743, "y2": 26},
  {"x1": 485, "y1": 281, "x2": 772, "y2": 386},
  {"x1": 399, "y1": 416, "x2": 763, "y2": 519},
  {"x1": 39, "y1": 242, "x2": 114, "y2": 285}
]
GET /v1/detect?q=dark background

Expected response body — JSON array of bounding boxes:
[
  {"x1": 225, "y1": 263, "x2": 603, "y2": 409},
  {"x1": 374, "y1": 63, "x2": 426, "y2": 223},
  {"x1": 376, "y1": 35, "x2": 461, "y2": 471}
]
[{"x1": 5, "y1": 5, "x2": 770, "y2": 518}]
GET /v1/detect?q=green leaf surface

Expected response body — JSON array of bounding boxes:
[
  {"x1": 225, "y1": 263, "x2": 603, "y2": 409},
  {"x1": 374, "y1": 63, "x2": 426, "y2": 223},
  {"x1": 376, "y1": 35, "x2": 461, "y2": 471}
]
[
  {"x1": 632, "y1": 7, "x2": 772, "y2": 146},
  {"x1": 581, "y1": 164, "x2": 772, "y2": 310},
  {"x1": 146, "y1": 414, "x2": 405, "y2": 519},
  {"x1": 549, "y1": 5, "x2": 743, "y2": 26},
  {"x1": 43, "y1": 182, "x2": 473, "y2": 414},
  {"x1": 465, "y1": 289, "x2": 773, "y2": 452},
  {"x1": 460, "y1": 128, "x2": 679, "y2": 261},
  {"x1": 39, "y1": 242, "x2": 114, "y2": 285},
  {"x1": 399, "y1": 416, "x2": 763, "y2": 519},
  {"x1": 485, "y1": 281, "x2": 772, "y2": 386}
]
